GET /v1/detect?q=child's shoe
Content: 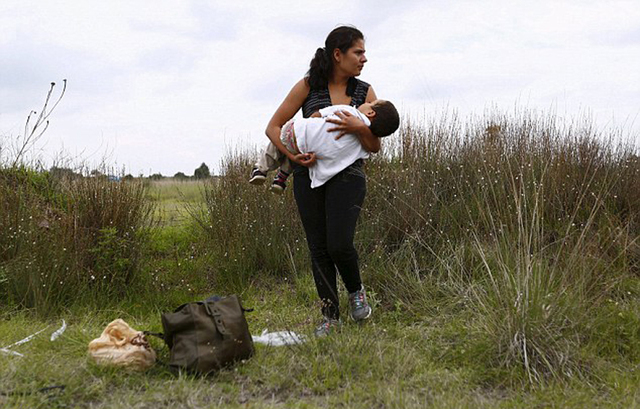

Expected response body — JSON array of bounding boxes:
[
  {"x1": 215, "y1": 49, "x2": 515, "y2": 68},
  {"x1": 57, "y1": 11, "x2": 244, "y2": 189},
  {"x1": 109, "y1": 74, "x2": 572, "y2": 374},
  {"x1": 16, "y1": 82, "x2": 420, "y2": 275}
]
[
  {"x1": 269, "y1": 170, "x2": 289, "y2": 195},
  {"x1": 249, "y1": 168, "x2": 267, "y2": 185}
]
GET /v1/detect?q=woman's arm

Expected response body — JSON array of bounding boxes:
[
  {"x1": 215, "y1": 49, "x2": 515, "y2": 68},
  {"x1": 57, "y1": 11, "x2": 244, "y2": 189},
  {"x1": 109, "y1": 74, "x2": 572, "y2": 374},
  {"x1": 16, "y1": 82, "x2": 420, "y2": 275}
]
[
  {"x1": 265, "y1": 79, "x2": 317, "y2": 167},
  {"x1": 325, "y1": 86, "x2": 381, "y2": 153}
]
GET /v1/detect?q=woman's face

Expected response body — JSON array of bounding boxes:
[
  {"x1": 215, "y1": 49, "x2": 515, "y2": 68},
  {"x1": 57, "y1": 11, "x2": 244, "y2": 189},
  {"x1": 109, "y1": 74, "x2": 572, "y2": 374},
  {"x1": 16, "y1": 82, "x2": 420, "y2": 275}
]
[{"x1": 334, "y1": 38, "x2": 367, "y2": 77}]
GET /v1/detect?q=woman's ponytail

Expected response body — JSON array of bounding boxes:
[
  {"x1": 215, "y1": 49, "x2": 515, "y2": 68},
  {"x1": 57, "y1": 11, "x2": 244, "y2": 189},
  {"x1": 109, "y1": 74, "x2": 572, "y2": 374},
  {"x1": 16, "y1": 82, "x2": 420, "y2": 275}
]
[{"x1": 307, "y1": 47, "x2": 331, "y2": 90}]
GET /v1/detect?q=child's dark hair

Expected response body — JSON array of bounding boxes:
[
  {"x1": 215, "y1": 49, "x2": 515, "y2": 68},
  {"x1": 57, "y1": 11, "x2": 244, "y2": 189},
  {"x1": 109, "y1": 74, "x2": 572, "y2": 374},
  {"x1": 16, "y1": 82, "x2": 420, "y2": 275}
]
[
  {"x1": 306, "y1": 26, "x2": 364, "y2": 91},
  {"x1": 369, "y1": 101, "x2": 400, "y2": 137}
]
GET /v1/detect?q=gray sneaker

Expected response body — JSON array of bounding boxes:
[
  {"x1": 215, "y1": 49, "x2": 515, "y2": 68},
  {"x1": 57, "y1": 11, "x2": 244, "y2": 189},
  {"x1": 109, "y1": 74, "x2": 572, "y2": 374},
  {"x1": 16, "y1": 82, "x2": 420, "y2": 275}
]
[
  {"x1": 313, "y1": 317, "x2": 341, "y2": 337},
  {"x1": 349, "y1": 285, "x2": 372, "y2": 321}
]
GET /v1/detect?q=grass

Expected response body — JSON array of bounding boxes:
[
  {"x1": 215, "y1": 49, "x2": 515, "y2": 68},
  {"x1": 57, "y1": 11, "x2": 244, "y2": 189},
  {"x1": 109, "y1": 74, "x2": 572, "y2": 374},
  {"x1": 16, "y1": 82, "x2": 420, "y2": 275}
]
[
  {"x1": 146, "y1": 179, "x2": 208, "y2": 226},
  {"x1": 2, "y1": 281, "x2": 639, "y2": 408},
  {"x1": 1, "y1": 106, "x2": 639, "y2": 407}
]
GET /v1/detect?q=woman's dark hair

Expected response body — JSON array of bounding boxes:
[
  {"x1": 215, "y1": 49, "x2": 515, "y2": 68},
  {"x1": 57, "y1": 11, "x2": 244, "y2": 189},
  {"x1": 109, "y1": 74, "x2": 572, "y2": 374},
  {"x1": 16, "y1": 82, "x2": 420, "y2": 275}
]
[
  {"x1": 306, "y1": 26, "x2": 364, "y2": 91},
  {"x1": 370, "y1": 101, "x2": 400, "y2": 137}
]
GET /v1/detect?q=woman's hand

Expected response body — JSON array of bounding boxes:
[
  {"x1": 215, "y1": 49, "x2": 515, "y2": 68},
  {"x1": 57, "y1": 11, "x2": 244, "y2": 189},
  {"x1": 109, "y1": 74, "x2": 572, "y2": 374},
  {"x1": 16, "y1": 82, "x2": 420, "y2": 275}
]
[
  {"x1": 292, "y1": 152, "x2": 317, "y2": 167},
  {"x1": 325, "y1": 110, "x2": 367, "y2": 139},
  {"x1": 326, "y1": 110, "x2": 381, "y2": 153}
]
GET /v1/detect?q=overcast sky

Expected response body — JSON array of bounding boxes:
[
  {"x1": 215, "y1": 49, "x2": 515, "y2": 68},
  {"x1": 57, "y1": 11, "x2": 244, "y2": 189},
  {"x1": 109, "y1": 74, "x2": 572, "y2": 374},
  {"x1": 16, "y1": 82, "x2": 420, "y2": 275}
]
[{"x1": 1, "y1": 0, "x2": 639, "y2": 175}]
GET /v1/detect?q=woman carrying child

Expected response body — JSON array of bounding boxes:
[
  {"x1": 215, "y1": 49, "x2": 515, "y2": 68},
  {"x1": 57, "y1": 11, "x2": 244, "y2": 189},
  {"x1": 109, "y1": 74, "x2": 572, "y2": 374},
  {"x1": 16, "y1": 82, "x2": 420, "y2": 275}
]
[{"x1": 264, "y1": 25, "x2": 381, "y2": 337}]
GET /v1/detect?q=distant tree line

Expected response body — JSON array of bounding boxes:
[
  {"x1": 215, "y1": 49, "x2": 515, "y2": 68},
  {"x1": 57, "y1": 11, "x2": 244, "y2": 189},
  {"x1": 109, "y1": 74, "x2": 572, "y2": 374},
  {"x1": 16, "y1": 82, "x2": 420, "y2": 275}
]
[
  {"x1": 146, "y1": 162, "x2": 212, "y2": 180},
  {"x1": 47, "y1": 162, "x2": 213, "y2": 182}
]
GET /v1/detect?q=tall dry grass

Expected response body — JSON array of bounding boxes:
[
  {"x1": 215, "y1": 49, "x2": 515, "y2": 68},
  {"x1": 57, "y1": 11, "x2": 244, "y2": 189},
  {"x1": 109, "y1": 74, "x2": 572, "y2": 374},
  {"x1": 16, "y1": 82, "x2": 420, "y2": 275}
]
[
  {"x1": 364, "y1": 109, "x2": 638, "y2": 382},
  {"x1": 0, "y1": 167, "x2": 153, "y2": 313},
  {"x1": 191, "y1": 147, "x2": 307, "y2": 290},
  {"x1": 196, "y1": 108, "x2": 639, "y2": 382}
]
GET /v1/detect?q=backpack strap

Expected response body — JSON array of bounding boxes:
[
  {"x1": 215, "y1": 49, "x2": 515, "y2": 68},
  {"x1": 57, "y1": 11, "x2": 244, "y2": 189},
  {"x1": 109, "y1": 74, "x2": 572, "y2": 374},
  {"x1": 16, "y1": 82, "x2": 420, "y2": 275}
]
[
  {"x1": 143, "y1": 331, "x2": 165, "y2": 340},
  {"x1": 204, "y1": 302, "x2": 230, "y2": 337},
  {"x1": 142, "y1": 331, "x2": 172, "y2": 370}
]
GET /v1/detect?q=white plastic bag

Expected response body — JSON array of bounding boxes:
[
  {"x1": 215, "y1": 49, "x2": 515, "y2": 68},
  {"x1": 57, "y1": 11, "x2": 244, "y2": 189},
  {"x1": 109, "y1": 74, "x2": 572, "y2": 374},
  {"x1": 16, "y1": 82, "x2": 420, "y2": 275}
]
[
  {"x1": 88, "y1": 319, "x2": 156, "y2": 370},
  {"x1": 252, "y1": 329, "x2": 307, "y2": 346}
]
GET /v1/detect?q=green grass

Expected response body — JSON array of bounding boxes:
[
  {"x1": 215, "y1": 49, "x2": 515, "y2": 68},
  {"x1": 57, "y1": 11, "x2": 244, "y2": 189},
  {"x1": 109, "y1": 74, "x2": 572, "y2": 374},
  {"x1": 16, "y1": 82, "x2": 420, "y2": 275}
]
[
  {"x1": 146, "y1": 179, "x2": 208, "y2": 226},
  {"x1": 2, "y1": 279, "x2": 639, "y2": 408}
]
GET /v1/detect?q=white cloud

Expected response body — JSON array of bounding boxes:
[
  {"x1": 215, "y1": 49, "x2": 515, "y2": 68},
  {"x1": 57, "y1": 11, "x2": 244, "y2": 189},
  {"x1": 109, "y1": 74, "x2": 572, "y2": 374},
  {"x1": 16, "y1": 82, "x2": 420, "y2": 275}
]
[{"x1": 1, "y1": 0, "x2": 638, "y2": 176}]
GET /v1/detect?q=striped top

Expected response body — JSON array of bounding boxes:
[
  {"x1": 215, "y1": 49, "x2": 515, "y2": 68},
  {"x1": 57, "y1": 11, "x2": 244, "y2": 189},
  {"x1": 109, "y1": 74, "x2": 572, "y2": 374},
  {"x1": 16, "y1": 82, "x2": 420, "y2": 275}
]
[{"x1": 302, "y1": 77, "x2": 370, "y2": 118}]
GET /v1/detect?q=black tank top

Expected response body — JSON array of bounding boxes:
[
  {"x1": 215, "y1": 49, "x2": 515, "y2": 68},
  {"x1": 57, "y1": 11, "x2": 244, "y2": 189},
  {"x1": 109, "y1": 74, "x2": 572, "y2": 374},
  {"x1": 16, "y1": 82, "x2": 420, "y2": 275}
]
[{"x1": 302, "y1": 77, "x2": 370, "y2": 118}]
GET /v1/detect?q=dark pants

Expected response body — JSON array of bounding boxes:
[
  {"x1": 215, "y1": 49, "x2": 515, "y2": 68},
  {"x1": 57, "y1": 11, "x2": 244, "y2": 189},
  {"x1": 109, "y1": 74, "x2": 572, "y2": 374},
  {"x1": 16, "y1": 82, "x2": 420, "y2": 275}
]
[{"x1": 293, "y1": 160, "x2": 366, "y2": 320}]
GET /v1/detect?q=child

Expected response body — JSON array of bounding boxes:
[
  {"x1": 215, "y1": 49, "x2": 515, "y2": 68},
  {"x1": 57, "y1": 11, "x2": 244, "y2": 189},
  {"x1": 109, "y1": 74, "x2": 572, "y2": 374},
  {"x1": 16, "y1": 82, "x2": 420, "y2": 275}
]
[{"x1": 250, "y1": 99, "x2": 399, "y2": 193}]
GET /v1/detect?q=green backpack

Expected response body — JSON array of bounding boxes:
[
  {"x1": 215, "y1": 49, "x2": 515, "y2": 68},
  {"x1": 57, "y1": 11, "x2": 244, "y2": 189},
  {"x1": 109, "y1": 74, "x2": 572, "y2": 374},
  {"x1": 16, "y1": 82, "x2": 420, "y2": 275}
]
[{"x1": 152, "y1": 295, "x2": 254, "y2": 374}]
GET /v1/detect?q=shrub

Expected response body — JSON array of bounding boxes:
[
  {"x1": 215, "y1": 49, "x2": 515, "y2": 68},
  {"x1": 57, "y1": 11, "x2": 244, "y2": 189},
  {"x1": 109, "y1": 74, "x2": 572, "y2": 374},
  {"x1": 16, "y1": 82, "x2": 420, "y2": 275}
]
[
  {"x1": 0, "y1": 167, "x2": 154, "y2": 313},
  {"x1": 191, "y1": 149, "x2": 307, "y2": 290}
]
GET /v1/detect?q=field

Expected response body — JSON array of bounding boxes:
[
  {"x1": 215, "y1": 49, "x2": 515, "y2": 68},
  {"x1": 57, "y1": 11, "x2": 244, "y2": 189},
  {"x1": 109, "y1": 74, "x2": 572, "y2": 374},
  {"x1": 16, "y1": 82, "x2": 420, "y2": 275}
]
[
  {"x1": 146, "y1": 179, "x2": 209, "y2": 226},
  {"x1": 1, "y1": 110, "x2": 639, "y2": 408}
]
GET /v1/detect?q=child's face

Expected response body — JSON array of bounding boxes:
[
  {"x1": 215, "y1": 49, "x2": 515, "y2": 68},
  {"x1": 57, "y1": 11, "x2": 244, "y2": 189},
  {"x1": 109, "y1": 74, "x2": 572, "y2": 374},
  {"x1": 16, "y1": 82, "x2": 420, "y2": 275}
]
[{"x1": 357, "y1": 99, "x2": 381, "y2": 116}]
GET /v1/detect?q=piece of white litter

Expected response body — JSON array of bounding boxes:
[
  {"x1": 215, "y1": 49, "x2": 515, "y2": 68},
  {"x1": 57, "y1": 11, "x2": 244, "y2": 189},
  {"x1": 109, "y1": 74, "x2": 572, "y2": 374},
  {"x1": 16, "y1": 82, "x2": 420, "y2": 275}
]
[
  {"x1": 0, "y1": 326, "x2": 50, "y2": 357},
  {"x1": 0, "y1": 348, "x2": 24, "y2": 357},
  {"x1": 3, "y1": 326, "x2": 49, "y2": 349},
  {"x1": 251, "y1": 329, "x2": 307, "y2": 346},
  {"x1": 50, "y1": 320, "x2": 67, "y2": 341}
]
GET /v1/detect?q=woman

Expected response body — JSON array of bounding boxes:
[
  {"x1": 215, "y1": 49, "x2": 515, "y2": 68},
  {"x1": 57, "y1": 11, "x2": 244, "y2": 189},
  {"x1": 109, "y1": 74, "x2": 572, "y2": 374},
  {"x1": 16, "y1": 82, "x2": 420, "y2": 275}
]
[{"x1": 265, "y1": 26, "x2": 379, "y2": 336}]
